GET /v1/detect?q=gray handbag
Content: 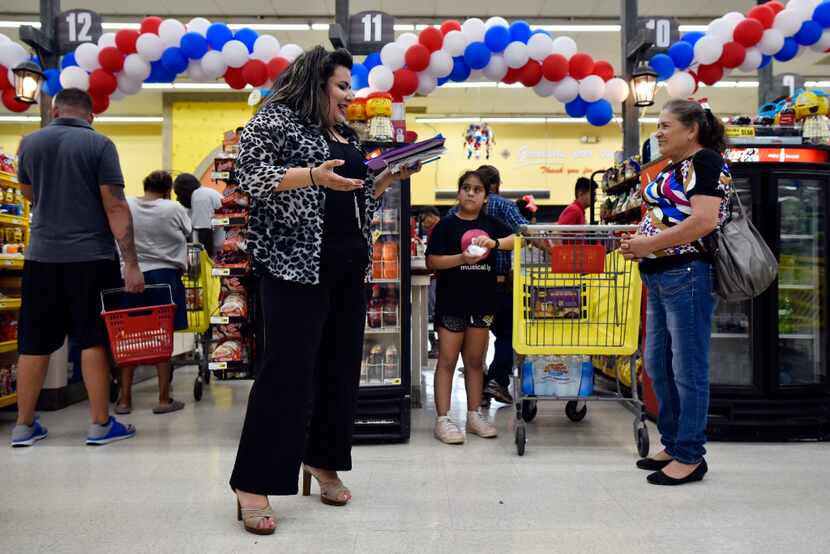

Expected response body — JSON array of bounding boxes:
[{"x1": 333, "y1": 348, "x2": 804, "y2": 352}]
[{"x1": 710, "y1": 188, "x2": 778, "y2": 302}]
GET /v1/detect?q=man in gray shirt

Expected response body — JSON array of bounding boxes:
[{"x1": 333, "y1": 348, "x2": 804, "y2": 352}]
[{"x1": 11, "y1": 89, "x2": 144, "y2": 447}]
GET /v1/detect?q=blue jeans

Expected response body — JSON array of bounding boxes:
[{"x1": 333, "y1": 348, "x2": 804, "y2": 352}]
[
  {"x1": 487, "y1": 281, "x2": 514, "y2": 388},
  {"x1": 641, "y1": 260, "x2": 717, "y2": 465}
]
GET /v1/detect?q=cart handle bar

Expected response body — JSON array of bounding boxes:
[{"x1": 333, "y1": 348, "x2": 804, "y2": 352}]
[
  {"x1": 519, "y1": 224, "x2": 639, "y2": 234},
  {"x1": 100, "y1": 284, "x2": 174, "y2": 314}
]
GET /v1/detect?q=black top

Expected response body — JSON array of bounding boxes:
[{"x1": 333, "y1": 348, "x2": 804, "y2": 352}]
[
  {"x1": 322, "y1": 139, "x2": 368, "y2": 255},
  {"x1": 426, "y1": 213, "x2": 512, "y2": 318}
]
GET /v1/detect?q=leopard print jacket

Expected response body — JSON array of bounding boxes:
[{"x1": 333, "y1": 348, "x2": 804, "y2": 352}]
[{"x1": 236, "y1": 102, "x2": 380, "y2": 285}]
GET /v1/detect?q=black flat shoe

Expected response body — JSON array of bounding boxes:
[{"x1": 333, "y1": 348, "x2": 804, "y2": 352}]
[
  {"x1": 636, "y1": 457, "x2": 672, "y2": 471},
  {"x1": 647, "y1": 460, "x2": 708, "y2": 486}
]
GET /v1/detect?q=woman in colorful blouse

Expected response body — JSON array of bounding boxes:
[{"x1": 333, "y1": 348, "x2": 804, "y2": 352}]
[{"x1": 620, "y1": 99, "x2": 731, "y2": 486}]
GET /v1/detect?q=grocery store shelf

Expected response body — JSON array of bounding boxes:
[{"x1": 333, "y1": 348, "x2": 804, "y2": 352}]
[
  {"x1": 604, "y1": 205, "x2": 643, "y2": 223},
  {"x1": 0, "y1": 340, "x2": 17, "y2": 353},
  {"x1": 712, "y1": 333, "x2": 749, "y2": 339},
  {"x1": 0, "y1": 255, "x2": 23, "y2": 269},
  {"x1": 0, "y1": 213, "x2": 26, "y2": 226},
  {"x1": 779, "y1": 283, "x2": 816, "y2": 291},
  {"x1": 0, "y1": 392, "x2": 16, "y2": 408},
  {"x1": 603, "y1": 175, "x2": 640, "y2": 196},
  {"x1": 0, "y1": 171, "x2": 19, "y2": 187},
  {"x1": 365, "y1": 327, "x2": 400, "y2": 335},
  {"x1": 210, "y1": 315, "x2": 246, "y2": 325},
  {"x1": 0, "y1": 297, "x2": 21, "y2": 311},
  {"x1": 211, "y1": 266, "x2": 249, "y2": 277},
  {"x1": 781, "y1": 234, "x2": 813, "y2": 240},
  {"x1": 211, "y1": 216, "x2": 247, "y2": 227},
  {"x1": 780, "y1": 334, "x2": 816, "y2": 340},
  {"x1": 370, "y1": 278, "x2": 401, "y2": 284}
]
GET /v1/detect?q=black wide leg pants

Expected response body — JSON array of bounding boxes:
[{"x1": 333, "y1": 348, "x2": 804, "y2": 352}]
[{"x1": 229, "y1": 255, "x2": 367, "y2": 495}]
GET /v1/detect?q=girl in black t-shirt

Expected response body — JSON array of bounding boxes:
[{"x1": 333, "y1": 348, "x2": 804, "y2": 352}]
[{"x1": 426, "y1": 170, "x2": 515, "y2": 445}]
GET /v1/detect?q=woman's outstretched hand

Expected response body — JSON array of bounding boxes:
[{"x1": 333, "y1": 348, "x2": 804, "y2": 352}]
[{"x1": 311, "y1": 160, "x2": 364, "y2": 191}]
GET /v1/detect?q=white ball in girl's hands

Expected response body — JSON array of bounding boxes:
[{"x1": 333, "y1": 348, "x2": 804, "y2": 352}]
[{"x1": 466, "y1": 244, "x2": 488, "y2": 257}]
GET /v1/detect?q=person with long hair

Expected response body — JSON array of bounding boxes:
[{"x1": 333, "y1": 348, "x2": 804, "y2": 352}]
[
  {"x1": 621, "y1": 100, "x2": 731, "y2": 486},
  {"x1": 228, "y1": 46, "x2": 421, "y2": 534}
]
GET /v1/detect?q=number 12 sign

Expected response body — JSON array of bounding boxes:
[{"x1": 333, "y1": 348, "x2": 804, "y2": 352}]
[
  {"x1": 348, "y1": 11, "x2": 395, "y2": 55},
  {"x1": 57, "y1": 9, "x2": 103, "y2": 54}
]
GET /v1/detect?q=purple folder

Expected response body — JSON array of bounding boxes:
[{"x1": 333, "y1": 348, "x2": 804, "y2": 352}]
[{"x1": 366, "y1": 135, "x2": 446, "y2": 172}]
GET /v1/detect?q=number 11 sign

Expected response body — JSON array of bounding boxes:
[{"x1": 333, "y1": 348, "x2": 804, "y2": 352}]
[{"x1": 348, "y1": 11, "x2": 395, "y2": 55}]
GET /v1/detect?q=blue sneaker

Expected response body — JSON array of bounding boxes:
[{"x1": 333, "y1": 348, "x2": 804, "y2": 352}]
[
  {"x1": 85, "y1": 417, "x2": 136, "y2": 445},
  {"x1": 11, "y1": 420, "x2": 48, "y2": 447}
]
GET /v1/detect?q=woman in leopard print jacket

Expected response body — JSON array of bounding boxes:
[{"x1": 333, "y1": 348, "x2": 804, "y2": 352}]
[{"x1": 229, "y1": 46, "x2": 420, "y2": 535}]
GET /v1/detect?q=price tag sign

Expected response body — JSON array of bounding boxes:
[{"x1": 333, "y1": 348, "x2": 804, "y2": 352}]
[
  {"x1": 212, "y1": 217, "x2": 230, "y2": 227},
  {"x1": 210, "y1": 316, "x2": 230, "y2": 325},
  {"x1": 726, "y1": 126, "x2": 756, "y2": 138},
  {"x1": 349, "y1": 11, "x2": 395, "y2": 55},
  {"x1": 57, "y1": 10, "x2": 103, "y2": 54},
  {"x1": 209, "y1": 362, "x2": 228, "y2": 370},
  {"x1": 213, "y1": 268, "x2": 230, "y2": 277}
]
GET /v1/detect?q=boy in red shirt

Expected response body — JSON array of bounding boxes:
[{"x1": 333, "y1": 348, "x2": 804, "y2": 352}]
[{"x1": 557, "y1": 177, "x2": 594, "y2": 225}]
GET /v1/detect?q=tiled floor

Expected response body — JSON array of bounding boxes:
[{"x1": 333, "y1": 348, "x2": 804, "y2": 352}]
[{"x1": 1, "y1": 365, "x2": 829, "y2": 553}]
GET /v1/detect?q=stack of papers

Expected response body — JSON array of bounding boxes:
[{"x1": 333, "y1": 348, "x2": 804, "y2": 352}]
[{"x1": 366, "y1": 135, "x2": 446, "y2": 178}]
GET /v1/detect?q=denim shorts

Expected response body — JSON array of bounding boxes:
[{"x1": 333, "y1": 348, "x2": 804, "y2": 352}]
[{"x1": 436, "y1": 313, "x2": 495, "y2": 332}]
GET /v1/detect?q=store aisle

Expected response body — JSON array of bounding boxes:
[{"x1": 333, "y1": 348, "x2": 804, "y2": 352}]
[{"x1": 1, "y1": 366, "x2": 829, "y2": 553}]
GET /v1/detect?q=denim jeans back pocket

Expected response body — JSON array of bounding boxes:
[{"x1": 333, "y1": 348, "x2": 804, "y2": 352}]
[{"x1": 659, "y1": 265, "x2": 694, "y2": 296}]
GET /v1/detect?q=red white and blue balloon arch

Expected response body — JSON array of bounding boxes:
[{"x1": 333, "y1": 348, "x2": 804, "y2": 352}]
[{"x1": 0, "y1": 1, "x2": 829, "y2": 126}]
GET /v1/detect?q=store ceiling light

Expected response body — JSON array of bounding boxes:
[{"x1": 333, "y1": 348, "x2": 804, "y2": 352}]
[
  {"x1": 414, "y1": 116, "x2": 661, "y2": 124},
  {"x1": 0, "y1": 115, "x2": 163, "y2": 123},
  {"x1": 536, "y1": 25, "x2": 620, "y2": 32}
]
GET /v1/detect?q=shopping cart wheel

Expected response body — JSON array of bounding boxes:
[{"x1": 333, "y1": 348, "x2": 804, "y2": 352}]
[
  {"x1": 194, "y1": 376, "x2": 203, "y2": 402},
  {"x1": 521, "y1": 399, "x2": 538, "y2": 422},
  {"x1": 636, "y1": 425, "x2": 650, "y2": 458},
  {"x1": 565, "y1": 401, "x2": 587, "y2": 422},
  {"x1": 515, "y1": 424, "x2": 526, "y2": 456}
]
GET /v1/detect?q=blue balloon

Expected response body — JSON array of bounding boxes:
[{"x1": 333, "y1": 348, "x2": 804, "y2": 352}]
[
  {"x1": 180, "y1": 32, "x2": 209, "y2": 59},
  {"x1": 43, "y1": 68, "x2": 62, "y2": 96},
  {"x1": 31, "y1": 55, "x2": 41, "y2": 67},
  {"x1": 464, "y1": 42, "x2": 491, "y2": 70},
  {"x1": 234, "y1": 28, "x2": 259, "y2": 53},
  {"x1": 509, "y1": 21, "x2": 532, "y2": 44},
  {"x1": 565, "y1": 96, "x2": 588, "y2": 118},
  {"x1": 437, "y1": 76, "x2": 450, "y2": 87},
  {"x1": 485, "y1": 25, "x2": 511, "y2": 53},
  {"x1": 774, "y1": 37, "x2": 799, "y2": 62},
  {"x1": 61, "y1": 53, "x2": 78, "y2": 69},
  {"x1": 146, "y1": 60, "x2": 175, "y2": 83},
  {"x1": 586, "y1": 99, "x2": 613, "y2": 127},
  {"x1": 364, "y1": 52, "x2": 382, "y2": 71},
  {"x1": 206, "y1": 23, "x2": 233, "y2": 50},
  {"x1": 815, "y1": 2, "x2": 830, "y2": 28},
  {"x1": 795, "y1": 20, "x2": 823, "y2": 46},
  {"x1": 668, "y1": 41, "x2": 694, "y2": 70},
  {"x1": 161, "y1": 47, "x2": 189, "y2": 75},
  {"x1": 649, "y1": 53, "x2": 676, "y2": 81},
  {"x1": 351, "y1": 63, "x2": 369, "y2": 89},
  {"x1": 681, "y1": 31, "x2": 705, "y2": 46},
  {"x1": 450, "y1": 57, "x2": 471, "y2": 82},
  {"x1": 759, "y1": 54, "x2": 772, "y2": 69}
]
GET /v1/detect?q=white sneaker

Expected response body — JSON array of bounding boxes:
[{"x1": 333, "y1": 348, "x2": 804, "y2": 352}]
[
  {"x1": 466, "y1": 411, "x2": 498, "y2": 438},
  {"x1": 434, "y1": 416, "x2": 465, "y2": 444}
]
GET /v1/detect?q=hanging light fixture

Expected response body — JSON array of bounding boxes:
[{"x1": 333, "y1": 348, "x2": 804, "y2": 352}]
[
  {"x1": 12, "y1": 61, "x2": 44, "y2": 104},
  {"x1": 630, "y1": 62, "x2": 658, "y2": 108}
]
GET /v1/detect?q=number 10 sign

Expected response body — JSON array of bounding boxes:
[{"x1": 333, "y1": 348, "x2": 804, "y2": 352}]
[{"x1": 348, "y1": 11, "x2": 395, "y2": 55}]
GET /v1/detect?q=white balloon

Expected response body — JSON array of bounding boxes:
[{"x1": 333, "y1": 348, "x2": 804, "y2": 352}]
[
  {"x1": 252, "y1": 35, "x2": 281, "y2": 62},
  {"x1": 810, "y1": 29, "x2": 830, "y2": 52},
  {"x1": 533, "y1": 79, "x2": 556, "y2": 97},
  {"x1": 187, "y1": 17, "x2": 212, "y2": 36},
  {"x1": 527, "y1": 32, "x2": 554, "y2": 61},
  {"x1": 136, "y1": 33, "x2": 164, "y2": 62},
  {"x1": 0, "y1": 42, "x2": 29, "y2": 69},
  {"x1": 665, "y1": 71, "x2": 696, "y2": 98},
  {"x1": 0, "y1": 34, "x2": 10, "y2": 46},
  {"x1": 706, "y1": 19, "x2": 733, "y2": 44},
  {"x1": 159, "y1": 19, "x2": 187, "y2": 48},
  {"x1": 443, "y1": 30, "x2": 469, "y2": 57},
  {"x1": 723, "y1": 12, "x2": 745, "y2": 26},
  {"x1": 396, "y1": 33, "x2": 419, "y2": 51},
  {"x1": 368, "y1": 65, "x2": 394, "y2": 91},
  {"x1": 428, "y1": 50, "x2": 454, "y2": 77},
  {"x1": 280, "y1": 44, "x2": 304, "y2": 62},
  {"x1": 355, "y1": 87, "x2": 372, "y2": 98},
  {"x1": 738, "y1": 48, "x2": 763, "y2": 72},
  {"x1": 578, "y1": 75, "x2": 606, "y2": 102},
  {"x1": 551, "y1": 36, "x2": 578, "y2": 59},
  {"x1": 417, "y1": 73, "x2": 437, "y2": 95},
  {"x1": 59, "y1": 66, "x2": 89, "y2": 91},
  {"x1": 117, "y1": 72, "x2": 142, "y2": 95},
  {"x1": 773, "y1": 10, "x2": 803, "y2": 36},
  {"x1": 603, "y1": 77, "x2": 630, "y2": 103},
  {"x1": 481, "y1": 54, "x2": 508, "y2": 81},
  {"x1": 110, "y1": 90, "x2": 126, "y2": 101},
  {"x1": 553, "y1": 76, "x2": 579, "y2": 103},
  {"x1": 222, "y1": 40, "x2": 249, "y2": 68},
  {"x1": 380, "y1": 42, "x2": 405, "y2": 70},
  {"x1": 693, "y1": 36, "x2": 723, "y2": 65},
  {"x1": 75, "y1": 42, "x2": 101, "y2": 72},
  {"x1": 186, "y1": 58, "x2": 209, "y2": 81},
  {"x1": 759, "y1": 28, "x2": 785, "y2": 55},
  {"x1": 6, "y1": 67, "x2": 14, "y2": 88},
  {"x1": 462, "y1": 18, "x2": 486, "y2": 42},
  {"x1": 123, "y1": 53, "x2": 151, "y2": 81},
  {"x1": 97, "y1": 32, "x2": 117, "y2": 49},
  {"x1": 788, "y1": 0, "x2": 816, "y2": 18},
  {"x1": 504, "y1": 41, "x2": 529, "y2": 68},
  {"x1": 485, "y1": 17, "x2": 510, "y2": 31},
  {"x1": 200, "y1": 50, "x2": 227, "y2": 79}
]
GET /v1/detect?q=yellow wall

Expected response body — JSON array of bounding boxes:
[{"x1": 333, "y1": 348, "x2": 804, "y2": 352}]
[{"x1": 0, "y1": 123, "x2": 162, "y2": 197}]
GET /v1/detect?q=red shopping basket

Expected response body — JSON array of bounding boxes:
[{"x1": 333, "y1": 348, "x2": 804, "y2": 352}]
[{"x1": 101, "y1": 285, "x2": 176, "y2": 367}]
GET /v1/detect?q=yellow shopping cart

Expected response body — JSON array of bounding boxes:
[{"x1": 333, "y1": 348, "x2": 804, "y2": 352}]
[
  {"x1": 511, "y1": 224, "x2": 648, "y2": 456},
  {"x1": 181, "y1": 244, "x2": 220, "y2": 400}
]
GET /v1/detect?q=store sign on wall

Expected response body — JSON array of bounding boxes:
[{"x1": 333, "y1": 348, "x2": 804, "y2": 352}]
[
  {"x1": 725, "y1": 148, "x2": 830, "y2": 164},
  {"x1": 512, "y1": 145, "x2": 616, "y2": 174}
]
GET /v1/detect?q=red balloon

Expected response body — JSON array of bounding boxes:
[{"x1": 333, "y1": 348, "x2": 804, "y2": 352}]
[
  {"x1": 391, "y1": 68, "x2": 418, "y2": 97},
  {"x1": 267, "y1": 57, "x2": 289, "y2": 80},
  {"x1": 733, "y1": 19, "x2": 764, "y2": 48},
  {"x1": 140, "y1": 16, "x2": 162, "y2": 35},
  {"x1": 88, "y1": 70, "x2": 118, "y2": 96},
  {"x1": 0, "y1": 64, "x2": 10, "y2": 90},
  {"x1": 115, "y1": 30, "x2": 139, "y2": 54},
  {"x1": 502, "y1": 67, "x2": 522, "y2": 84},
  {"x1": 419, "y1": 27, "x2": 444, "y2": 52},
  {"x1": 1, "y1": 89, "x2": 30, "y2": 113},
  {"x1": 405, "y1": 44, "x2": 431, "y2": 72},
  {"x1": 766, "y1": 1, "x2": 786, "y2": 15},
  {"x1": 440, "y1": 20, "x2": 462, "y2": 36},
  {"x1": 568, "y1": 53, "x2": 594, "y2": 80},
  {"x1": 242, "y1": 60, "x2": 268, "y2": 87},
  {"x1": 224, "y1": 67, "x2": 247, "y2": 90},
  {"x1": 518, "y1": 60, "x2": 542, "y2": 87},
  {"x1": 91, "y1": 94, "x2": 109, "y2": 115},
  {"x1": 541, "y1": 54, "x2": 568, "y2": 81},
  {"x1": 747, "y1": 5, "x2": 775, "y2": 29},
  {"x1": 718, "y1": 41, "x2": 746, "y2": 69},
  {"x1": 688, "y1": 70, "x2": 700, "y2": 94},
  {"x1": 592, "y1": 60, "x2": 615, "y2": 82},
  {"x1": 98, "y1": 47, "x2": 125, "y2": 73},
  {"x1": 697, "y1": 64, "x2": 723, "y2": 86}
]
